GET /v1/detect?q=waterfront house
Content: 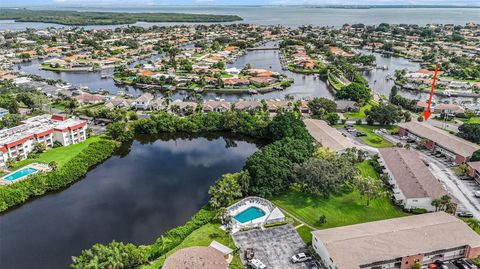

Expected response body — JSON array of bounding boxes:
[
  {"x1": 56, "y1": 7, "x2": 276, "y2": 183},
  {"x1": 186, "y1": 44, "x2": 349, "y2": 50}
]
[
  {"x1": 203, "y1": 100, "x2": 230, "y2": 113},
  {"x1": 223, "y1": 78, "x2": 250, "y2": 88},
  {"x1": 74, "y1": 93, "x2": 104, "y2": 105},
  {"x1": 169, "y1": 100, "x2": 197, "y2": 115},
  {"x1": 234, "y1": 100, "x2": 262, "y2": 111},
  {"x1": 135, "y1": 93, "x2": 154, "y2": 110},
  {"x1": 104, "y1": 98, "x2": 134, "y2": 109},
  {"x1": 249, "y1": 76, "x2": 276, "y2": 87},
  {"x1": 335, "y1": 100, "x2": 359, "y2": 112}
]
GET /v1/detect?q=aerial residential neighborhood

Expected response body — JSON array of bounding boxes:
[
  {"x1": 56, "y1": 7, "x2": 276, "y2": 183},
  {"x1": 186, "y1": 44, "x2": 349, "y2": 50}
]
[{"x1": 0, "y1": 2, "x2": 480, "y2": 269}]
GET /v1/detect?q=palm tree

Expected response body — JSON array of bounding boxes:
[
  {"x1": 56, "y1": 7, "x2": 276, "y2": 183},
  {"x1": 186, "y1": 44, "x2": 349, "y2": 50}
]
[
  {"x1": 160, "y1": 235, "x2": 172, "y2": 261},
  {"x1": 431, "y1": 199, "x2": 441, "y2": 212}
]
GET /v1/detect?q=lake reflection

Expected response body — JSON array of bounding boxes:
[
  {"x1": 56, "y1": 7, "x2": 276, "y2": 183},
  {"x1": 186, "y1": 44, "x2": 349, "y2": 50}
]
[{"x1": 0, "y1": 133, "x2": 262, "y2": 269}]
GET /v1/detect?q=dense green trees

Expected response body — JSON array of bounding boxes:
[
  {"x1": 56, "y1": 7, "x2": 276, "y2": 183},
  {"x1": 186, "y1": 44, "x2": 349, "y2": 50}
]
[
  {"x1": 307, "y1": 97, "x2": 337, "y2": 118},
  {"x1": 0, "y1": 9, "x2": 243, "y2": 25},
  {"x1": 266, "y1": 112, "x2": 311, "y2": 141},
  {"x1": 365, "y1": 103, "x2": 403, "y2": 125},
  {"x1": 458, "y1": 123, "x2": 480, "y2": 144},
  {"x1": 354, "y1": 175, "x2": 384, "y2": 206},
  {"x1": 208, "y1": 173, "x2": 244, "y2": 209},
  {"x1": 106, "y1": 122, "x2": 134, "y2": 142},
  {"x1": 0, "y1": 93, "x2": 19, "y2": 113},
  {"x1": 389, "y1": 86, "x2": 418, "y2": 111},
  {"x1": 0, "y1": 113, "x2": 22, "y2": 128},
  {"x1": 246, "y1": 137, "x2": 313, "y2": 197},
  {"x1": 293, "y1": 150, "x2": 359, "y2": 197},
  {"x1": 336, "y1": 82, "x2": 372, "y2": 104},
  {"x1": 71, "y1": 241, "x2": 149, "y2": 269}
]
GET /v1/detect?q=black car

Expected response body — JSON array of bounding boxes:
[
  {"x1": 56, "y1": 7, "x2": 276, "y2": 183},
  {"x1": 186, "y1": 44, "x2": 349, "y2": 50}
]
[
  {"x1": 355, "y1": 131, "x2": 366, "y2": 137},
  {"x1": 457, "y1": 211, "x2": 474, "y2": 218}
]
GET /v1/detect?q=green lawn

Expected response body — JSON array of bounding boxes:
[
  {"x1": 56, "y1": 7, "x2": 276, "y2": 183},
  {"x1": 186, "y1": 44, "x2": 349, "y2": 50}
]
[
  {"x1": 272, "y1": 161, "x2": 407, "y2": 229},
  {"x1": 458, "y1": 117, "x2": 480, "y2": 124},
  {"x1": 353, "y1": 125, "x2": 394, "y2": 148},
  {"x1": 296, "y1": 225, "x2": 313, "y2": 245},
  {"x1": 356, "y1": 160, "x2": 380, "y2": 179},
  {"x1": 11, "y1": 136, "x2": 102, "y2": 169},
  {"x1": 344, "y1": 103, "x2": 372, "y2": 119},
  {"x1": 343, "y1": 101, "x2": 378, "y2": 119},
  {"x1": 143, "y1": 223, "x2": 243, "y2": 269}
]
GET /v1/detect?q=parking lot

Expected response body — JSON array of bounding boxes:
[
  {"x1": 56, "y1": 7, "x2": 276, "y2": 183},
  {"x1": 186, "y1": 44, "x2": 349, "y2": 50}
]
[
  {"x1": 233, "y1": 224, "x2": 318, "y2": 269},
  {"x1": 375, "y1": 130, "x2": 480, "y2": 219}
]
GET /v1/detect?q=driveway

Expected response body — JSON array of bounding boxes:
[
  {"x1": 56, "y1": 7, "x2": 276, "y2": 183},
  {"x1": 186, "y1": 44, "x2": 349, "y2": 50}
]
[
  {"x1": 421, "y1": 153, "x2": 480, "y2": 219},
  {"x1": 232, "y1": 224, "x2": 311, "y2": 269}
]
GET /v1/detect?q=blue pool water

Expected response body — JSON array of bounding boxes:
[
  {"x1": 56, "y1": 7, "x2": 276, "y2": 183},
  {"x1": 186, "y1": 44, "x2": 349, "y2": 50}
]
[
  {"x1": 234, "y1": 207, "x2": 266, "y2": 223},
  {"x1": 4, "y1": 167, "x2": 38, "y2": 181}
]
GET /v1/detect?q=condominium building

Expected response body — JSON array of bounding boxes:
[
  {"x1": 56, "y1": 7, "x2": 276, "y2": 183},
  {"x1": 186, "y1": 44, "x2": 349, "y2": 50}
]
[
  {"x1": 312, "y1": 212, "x2": 480, "y2": 269},
  {"x1": 398, "y1": 121, "x2": 480, "y2": 164},
  {"x1": 378, "y1": 147, "x2": 448, "y2": 211},
  {"x1": 0, "y1": 115, "x2": 87, "y2": 167}
]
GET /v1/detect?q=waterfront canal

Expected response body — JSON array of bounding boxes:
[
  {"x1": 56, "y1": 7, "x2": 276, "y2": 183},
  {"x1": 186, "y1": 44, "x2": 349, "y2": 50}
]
[
  {"x1": 15, "y1": 41, "x2": 477, "y2": 105},
  {"x1": 0, "y1": 133, "x2": 262, "y2": 269}
]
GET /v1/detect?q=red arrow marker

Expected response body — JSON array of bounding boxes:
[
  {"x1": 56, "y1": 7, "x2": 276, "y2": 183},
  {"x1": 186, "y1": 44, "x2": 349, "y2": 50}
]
[{"x1": 424, "y1": 65, "x2": 439, "y2": 121}]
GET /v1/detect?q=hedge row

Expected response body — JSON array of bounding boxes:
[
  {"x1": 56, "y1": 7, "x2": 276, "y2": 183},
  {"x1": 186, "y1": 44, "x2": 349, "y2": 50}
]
[
  {"x1": 0, "y1": 139, "x2": 119, "y2": 212},
  {"x1": 149, "y1": 208, "x2": 216, "y2": 259}
]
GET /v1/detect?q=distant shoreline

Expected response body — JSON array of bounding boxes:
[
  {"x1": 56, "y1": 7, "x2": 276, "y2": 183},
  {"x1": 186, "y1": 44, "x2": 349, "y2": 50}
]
[
  {"x1": 2, "y1": 5, "x2": 479, "y2": 9},
  {"x1": 0, "y1": 9, "x2": 243, "y2": 26}
]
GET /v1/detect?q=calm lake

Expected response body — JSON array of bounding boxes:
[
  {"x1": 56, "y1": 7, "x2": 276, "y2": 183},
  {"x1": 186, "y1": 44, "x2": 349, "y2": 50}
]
[{"x1": 0, "y1": 133, "x2": 262, "y2": 269}]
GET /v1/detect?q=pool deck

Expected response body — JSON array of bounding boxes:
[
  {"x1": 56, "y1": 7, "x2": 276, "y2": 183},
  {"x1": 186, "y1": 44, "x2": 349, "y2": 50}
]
[
  {"x1": 0, "y1": 163, "x2": 51, "y2": 185},
  {"x1": 227, "y1": 196, "x2": 285, "y2": 233}
]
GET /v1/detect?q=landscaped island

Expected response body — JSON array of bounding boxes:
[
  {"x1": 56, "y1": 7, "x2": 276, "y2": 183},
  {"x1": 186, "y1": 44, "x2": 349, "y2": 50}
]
[{"x1": 0, "y1": 9, "x2": 243, "y2": 25}]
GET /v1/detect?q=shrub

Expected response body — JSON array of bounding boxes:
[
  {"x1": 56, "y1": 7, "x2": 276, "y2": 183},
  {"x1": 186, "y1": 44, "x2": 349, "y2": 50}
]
[
  {"x1": 264, "y1": 221, "x2": 288, "y2": 228},
  {"x1": 369, "y1": 137, "x2": 383, "y2": 144},
  {"x1": 150, "y1": 208, "x2": 216, "y2": 258},
  {"x1": 71, "y1": 241, "x2": 149, "y2": 269},
  {"x1": 410, "y1": 208, "x2": 428, "y2": 214}
]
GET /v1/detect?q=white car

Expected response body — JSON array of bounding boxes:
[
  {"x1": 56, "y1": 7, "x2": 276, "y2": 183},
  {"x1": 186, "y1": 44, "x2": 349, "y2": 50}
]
[
  {"x1": 474, "y1": 191, "x2": 480, "y2": 198},
  {"x1": 250, "y1": 258, "x2": 266, "y2": 269},
  {"x1": 291, "y1": 253, "x2": 312, "y2": 263}
]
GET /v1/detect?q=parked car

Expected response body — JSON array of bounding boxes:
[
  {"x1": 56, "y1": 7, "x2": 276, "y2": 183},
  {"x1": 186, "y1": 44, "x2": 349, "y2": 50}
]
[
  {"x1": 291, "y1": 253, "x2": 312, "y2": 263},
  {"x1": 435, "y1": 260, "x2": 449, "y2": 269},
  {"x1": 250, "y1": 258, "x2": 266, "y2": 269},
  {"x1": 457, "y1": 211, "x2": 474, "y2": 218},
  {"x1": 355, "y1": 131, "x2": 366, "y2": 137},
  {"x1": 474, "y1": 191, "x2": 480, "y2": 198},
  {"x1": 463, "y1": 259, "x2": 479, "y2": 269}
]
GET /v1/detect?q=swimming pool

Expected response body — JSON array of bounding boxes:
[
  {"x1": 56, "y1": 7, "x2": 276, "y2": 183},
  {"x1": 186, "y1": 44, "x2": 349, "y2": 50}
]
[
  {"x1": 4, "y1": 167, "x2": 38, "y2": 181},
  {"x1": 234, "y1": 207, "x2": 266, "y2": 223}
]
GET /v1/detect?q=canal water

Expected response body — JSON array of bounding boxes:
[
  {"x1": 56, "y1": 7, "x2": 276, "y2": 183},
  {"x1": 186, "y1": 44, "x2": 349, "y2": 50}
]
[
  {"x1": 0, "y1": 133, "x2": 262, "y2": 269},
  {"x1": 16, "y1": 40, "x2": 478, "y2": 105}
]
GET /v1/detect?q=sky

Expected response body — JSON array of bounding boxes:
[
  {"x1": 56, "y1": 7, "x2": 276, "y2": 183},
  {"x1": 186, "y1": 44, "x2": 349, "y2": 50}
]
[{"x1": 4, "y1": 0, "x2": 480, "y2": 6}]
